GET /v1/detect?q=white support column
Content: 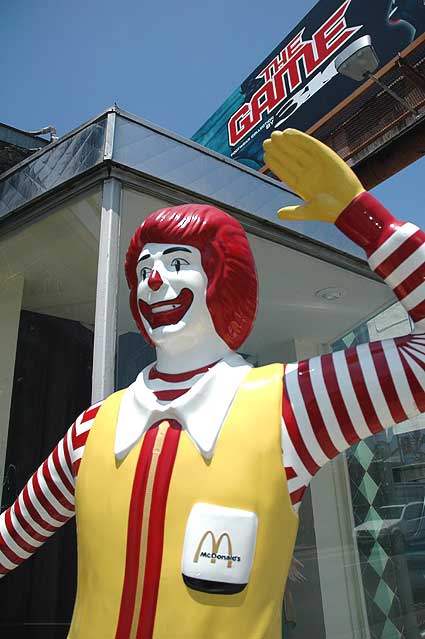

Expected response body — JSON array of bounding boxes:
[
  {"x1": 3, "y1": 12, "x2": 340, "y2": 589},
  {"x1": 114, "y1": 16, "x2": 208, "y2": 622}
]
[
  {"x1": 92, "y1": 178, "x2": 122, "y2": 403},
  {"x1": 0, "y1": 276, "x2": 24, "y2": 493},
  {"x1": 311, "y1": 457, "x2": 369, "y2": 639}
]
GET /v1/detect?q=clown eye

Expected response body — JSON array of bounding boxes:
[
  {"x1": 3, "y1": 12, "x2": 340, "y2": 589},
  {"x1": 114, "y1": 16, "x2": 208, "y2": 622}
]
[
  {"x1": 171, "y1": 257, "x2": 189, "y2": 273},
  {"x1": 139, "y1": 267, "x2": 152, "y2": 281}
]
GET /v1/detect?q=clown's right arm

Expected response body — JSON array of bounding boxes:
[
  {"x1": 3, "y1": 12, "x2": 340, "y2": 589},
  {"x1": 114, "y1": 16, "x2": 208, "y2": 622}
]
[
  {"x1": 264, "y1": 130, "x2": 425, "y2": 510},
  {"x1": 0, "y1": 402, "x2": 102, "y2": 577}
]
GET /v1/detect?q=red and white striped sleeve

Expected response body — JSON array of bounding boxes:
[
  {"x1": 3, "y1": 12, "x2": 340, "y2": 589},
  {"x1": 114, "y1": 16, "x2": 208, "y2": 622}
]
[
  {"x1": 0, "y1": 401, "x2": 102, "y2": 577},
  {"x1": 282, "y1": 192, "x2": 425, "y2": 510}
]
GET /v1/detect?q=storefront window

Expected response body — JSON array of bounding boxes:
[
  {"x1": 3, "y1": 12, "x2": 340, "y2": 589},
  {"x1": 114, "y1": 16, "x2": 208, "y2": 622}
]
[
  {"x1": 332, "y1": 303, "x2": 425, "y2": 639},
  {"x1": 0, "y1": 189, "x2": 101, "y2": 638}
]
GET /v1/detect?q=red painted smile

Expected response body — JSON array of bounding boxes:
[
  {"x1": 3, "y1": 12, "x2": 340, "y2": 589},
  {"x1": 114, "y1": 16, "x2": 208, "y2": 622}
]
[{"x1": 138, "y1": 288, "x2": 194, "y2": 329}]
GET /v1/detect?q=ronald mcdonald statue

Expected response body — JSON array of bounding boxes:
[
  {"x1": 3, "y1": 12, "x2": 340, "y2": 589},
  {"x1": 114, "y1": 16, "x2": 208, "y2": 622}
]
[{"x1": 2, "y1": 130, "x2": 425, "y2": 639}]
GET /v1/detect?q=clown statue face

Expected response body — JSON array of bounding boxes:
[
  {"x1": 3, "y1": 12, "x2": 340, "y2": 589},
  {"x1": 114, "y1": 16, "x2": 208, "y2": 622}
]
[
  {"x1": 135, "y1": 242, "x2": 230, "y2": 372},
  {"x1": 125, "y1": 204, "x2": 259, "y2": 372}
]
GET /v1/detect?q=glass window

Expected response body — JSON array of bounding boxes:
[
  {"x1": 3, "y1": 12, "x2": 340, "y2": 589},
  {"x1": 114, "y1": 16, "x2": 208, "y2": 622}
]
[
  {"x1": 380, "y1": 506, "x2": 405, "y2": 520},
  {"x1": 0, "y1": 189, "x2": 101, "y2": 638},
  {"x1": 332, "y1": 302, "x2": 425, "y2": 639},
  {"x1": 405, "y1": 504, "x2": 423, "y2": 521}
]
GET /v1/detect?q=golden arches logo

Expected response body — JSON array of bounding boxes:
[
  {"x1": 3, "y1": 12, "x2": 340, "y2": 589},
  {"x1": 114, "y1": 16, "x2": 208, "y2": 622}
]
[{"x1": 193, "y1": 531, "x2": 233, "y2": 568}]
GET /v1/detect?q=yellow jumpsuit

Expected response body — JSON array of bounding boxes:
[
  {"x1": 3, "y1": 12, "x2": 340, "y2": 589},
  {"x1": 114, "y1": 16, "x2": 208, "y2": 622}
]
[{"x1": 69, "y1": 364, "x2": 298, "y2": 639}]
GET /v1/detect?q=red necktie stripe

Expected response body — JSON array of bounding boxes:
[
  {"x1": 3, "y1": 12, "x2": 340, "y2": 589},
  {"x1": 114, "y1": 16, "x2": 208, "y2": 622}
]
[
  {"x1": 115, "y1": 421, "x2": 181, "y2": 639},
  {"x1": 115, "y1": 427, "x2": 158, "y2": 638},
  {"x1": 136, "y1": 421, "x2": 181, "y2": 638}
]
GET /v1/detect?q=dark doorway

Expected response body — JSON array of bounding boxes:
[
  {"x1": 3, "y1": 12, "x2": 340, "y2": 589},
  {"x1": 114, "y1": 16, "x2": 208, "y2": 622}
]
[{"x1": 0, "y1": 310, "x2": 93, "y2": 638}]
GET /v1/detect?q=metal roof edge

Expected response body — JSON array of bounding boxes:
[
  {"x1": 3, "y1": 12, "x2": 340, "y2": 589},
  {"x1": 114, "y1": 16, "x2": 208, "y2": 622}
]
[
  {"x1": 0, "y1": 104, "x2": 299, "y2": 204},
  {"x1": 114, "y1": 107, "x2": 298, "y2": 197},
  {"x1": 0, "y1": 107, "x2": 114, "y2": 182}
]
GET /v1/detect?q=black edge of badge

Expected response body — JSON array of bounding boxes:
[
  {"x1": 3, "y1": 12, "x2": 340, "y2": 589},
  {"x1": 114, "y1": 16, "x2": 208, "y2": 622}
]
[{"x1": 182, "y1": 574, "x2": 247, "y2": 595}]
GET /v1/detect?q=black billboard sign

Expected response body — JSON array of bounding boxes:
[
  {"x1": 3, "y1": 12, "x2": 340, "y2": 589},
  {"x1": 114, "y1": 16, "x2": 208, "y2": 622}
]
[{"x1": 192, "y1": 0, "x2": 425, "y2": 169}]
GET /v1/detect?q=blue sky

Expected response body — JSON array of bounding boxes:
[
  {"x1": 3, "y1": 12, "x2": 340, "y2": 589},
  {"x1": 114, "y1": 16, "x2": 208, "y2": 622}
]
[{"x1": 1, "y1": 0, "x2": 424, "y2": 220}]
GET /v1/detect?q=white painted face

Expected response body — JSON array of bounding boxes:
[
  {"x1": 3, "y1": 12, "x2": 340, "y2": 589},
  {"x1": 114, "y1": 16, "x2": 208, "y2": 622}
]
[{"x1": 136, "y1": 242, "x2": 217, "y2": 348}]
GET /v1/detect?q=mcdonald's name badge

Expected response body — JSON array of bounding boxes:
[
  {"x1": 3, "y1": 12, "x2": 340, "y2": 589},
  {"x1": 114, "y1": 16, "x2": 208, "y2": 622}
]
[{"x1": 181, "y1": 503, "x2": 258, "y2": 594}]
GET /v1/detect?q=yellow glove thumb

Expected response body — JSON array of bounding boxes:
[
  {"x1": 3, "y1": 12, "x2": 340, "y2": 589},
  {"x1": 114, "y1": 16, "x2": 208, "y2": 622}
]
[{"x1": 278, "y1": 194, "x2": 344, "y2": 223}]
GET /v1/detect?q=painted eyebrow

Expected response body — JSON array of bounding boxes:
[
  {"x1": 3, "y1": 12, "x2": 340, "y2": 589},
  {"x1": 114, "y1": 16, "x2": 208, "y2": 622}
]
[
  {"x1": 137, "y1": 253, "x2": 151, "y2": 264},
  {"x1": 137, "y1": 246, "x2": 192, "y2": 264},
  {"x1": 162, "y1": 247, "x2": 192, "y2": 255}
]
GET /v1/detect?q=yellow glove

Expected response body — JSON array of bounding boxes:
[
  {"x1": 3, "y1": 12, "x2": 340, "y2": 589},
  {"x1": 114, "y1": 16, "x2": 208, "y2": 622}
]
[{"x1": 263, "y1": 129, "x2": 365, "y2": 223}]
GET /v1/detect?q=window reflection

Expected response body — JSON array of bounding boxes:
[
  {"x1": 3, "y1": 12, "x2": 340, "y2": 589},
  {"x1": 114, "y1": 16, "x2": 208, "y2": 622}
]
[{"x1": 334, "y1": 303, "x2": 425, "y2": 639}]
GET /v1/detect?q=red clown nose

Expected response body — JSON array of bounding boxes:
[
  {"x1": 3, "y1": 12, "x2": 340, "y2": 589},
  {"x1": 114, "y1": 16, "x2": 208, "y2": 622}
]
[{"x1": 148, "y1": 270, "x2": 163, "y2": 291}]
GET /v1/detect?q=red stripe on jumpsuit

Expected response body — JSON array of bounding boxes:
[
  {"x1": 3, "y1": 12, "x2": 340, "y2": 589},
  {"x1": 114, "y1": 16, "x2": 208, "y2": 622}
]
[
  {"x1": 115, "y1": 420, "x2": 181, "y2": 639},
  {"x1": 136, "y1": 421, "x2": 181, "y2": 638}
]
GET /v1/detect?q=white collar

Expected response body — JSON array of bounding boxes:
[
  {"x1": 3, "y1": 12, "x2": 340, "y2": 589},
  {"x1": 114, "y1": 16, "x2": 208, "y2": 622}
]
[{"x1": 114, "y1": 352, "x2": 252, "y2": 462}]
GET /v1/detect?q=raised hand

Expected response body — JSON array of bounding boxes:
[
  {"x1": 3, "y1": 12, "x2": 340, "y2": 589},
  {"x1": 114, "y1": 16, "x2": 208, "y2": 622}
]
[{"x1": 263, "y1": 129, "x2": 364, "y2": 223}]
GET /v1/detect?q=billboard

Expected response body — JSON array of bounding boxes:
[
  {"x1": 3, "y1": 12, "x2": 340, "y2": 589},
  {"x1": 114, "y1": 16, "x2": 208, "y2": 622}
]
[{"x1": 192, "y1": 0, "x2": 425, "y2": 170}]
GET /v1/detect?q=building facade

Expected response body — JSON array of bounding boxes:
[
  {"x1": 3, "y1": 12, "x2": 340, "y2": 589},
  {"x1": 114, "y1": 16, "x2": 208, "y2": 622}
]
[{"x1": 0, "y1": 106, "x2": 423, "y2": 639}]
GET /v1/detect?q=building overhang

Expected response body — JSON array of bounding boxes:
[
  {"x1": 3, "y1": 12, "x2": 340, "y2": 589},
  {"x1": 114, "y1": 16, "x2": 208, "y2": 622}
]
[
  {"x1": 0, "y1": 107, "x2": 398, "y2": 352},
  {"x1": 0, "y1": 105, "x2": 379, "y2": 273}
]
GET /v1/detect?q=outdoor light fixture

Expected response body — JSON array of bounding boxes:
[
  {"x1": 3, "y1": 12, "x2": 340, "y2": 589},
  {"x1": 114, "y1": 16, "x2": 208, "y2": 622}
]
[
  {"x1": 315, "y1": 287, "x2": 347, "y2": 301},
  {"x1": 334, "y1": 35, "x2": 379, "y2": 81},
  {"x1": 335, "y1": 35, "x2": 418, "y2": 116}
]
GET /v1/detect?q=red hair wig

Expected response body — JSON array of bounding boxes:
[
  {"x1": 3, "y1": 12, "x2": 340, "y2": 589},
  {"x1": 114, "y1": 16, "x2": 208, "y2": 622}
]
[{"x1": 125, "y1": 203, "x2": 258, "y2": 350}]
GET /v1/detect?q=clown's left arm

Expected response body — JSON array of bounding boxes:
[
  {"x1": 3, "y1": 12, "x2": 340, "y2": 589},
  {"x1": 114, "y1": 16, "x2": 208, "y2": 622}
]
[{"x1": 264, "y1": 130, "x2": 425, "y2": 510}]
